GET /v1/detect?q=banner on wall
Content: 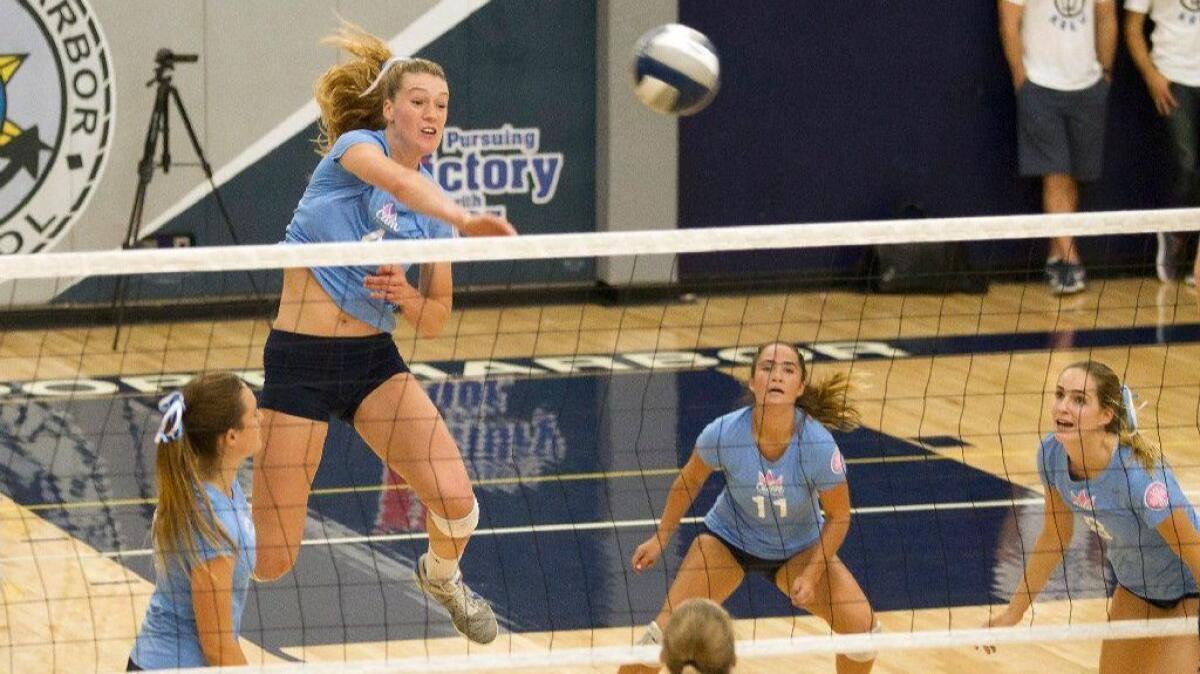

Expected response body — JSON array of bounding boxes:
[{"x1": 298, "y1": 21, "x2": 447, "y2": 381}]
[
  {"x1": 425, "y1": 124, "x2": 564, "y2": 219},
  {"x1": 0, "y1": 0, "x2": 114, "y2": 254}
]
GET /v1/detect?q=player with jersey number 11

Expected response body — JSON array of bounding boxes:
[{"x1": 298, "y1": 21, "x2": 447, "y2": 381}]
[
  {"x1": 619, "y1": 342, "x2": 879, "y2": 674},
  {"x1": 982, "y1": 360, "x2": 1200, "y2": 673}
]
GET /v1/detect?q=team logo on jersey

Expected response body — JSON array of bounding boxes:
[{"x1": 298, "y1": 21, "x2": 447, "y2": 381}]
[
  {"x1": 1051, "y1": 0, "x2": 1088, "y2": 30},
  {"x1": 424, "y1": 124, "x2": 564, "y2": 219},
  {"x1": 756, "y1": 469, "x2": 785, "y2": 498},
  {"x1": 1070, "y1": 489, "x2": 1095, "y2": 510},
  {"x1": 0, "y1": 0, "x2": 114, "y2": 254},
  {"x1": 1181, "y1": 0, "x2": 1200, "y2": 25},
  {"x1": 375, "y1": 202, "x2": 400, "y2": 232},
  {"x1": 1143, "y1": 481, "x2": 1170, "y2": 512},
  {"x1": 830, "y1": 449, "x2": 845, "y2": 476}
]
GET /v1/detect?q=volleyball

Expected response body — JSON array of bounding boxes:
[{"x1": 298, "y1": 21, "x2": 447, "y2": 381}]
[{"x1": 631, "y1": 24, "x2": 720, "y2": 116}]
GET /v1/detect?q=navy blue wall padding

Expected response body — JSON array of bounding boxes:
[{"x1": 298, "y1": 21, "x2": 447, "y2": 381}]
[{"x1": 677, "y1": 0, "x2": 1172, "y2": 279}]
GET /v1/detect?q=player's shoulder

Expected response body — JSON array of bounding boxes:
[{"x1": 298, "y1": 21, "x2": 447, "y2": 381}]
[{"x1": 799, "y1": 412, "x2": 835, "y2": 441}]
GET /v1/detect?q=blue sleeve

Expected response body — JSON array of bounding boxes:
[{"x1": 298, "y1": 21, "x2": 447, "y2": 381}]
[
  {"x1": 802, "y1": 422, "x2": 847, "y2": 493},
  {"x1": 329, "y1": 129, "x2": 387, "y2": 163},
  {"x1": 1125, "y1": 461, "x2": 1187, "y2": 530},
  {"x1": 192, "y1": 523, "x2": 234, "y2": 564},
  {"x1": 1036, "y1": 436, "x2": 1054, "y2": 488},
  {"x1": 694, "y1": 419, "x2": 723, "y2": 470}
]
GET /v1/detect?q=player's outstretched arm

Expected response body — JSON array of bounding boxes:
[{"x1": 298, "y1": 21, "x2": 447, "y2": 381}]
[
  {"x1": 339, "y1": 143, "x2": 516, "y2": 237},
  {"x1": 981, "y1": 488, "x2": 1073, "y2": 652},
  {"x1": 631, "y1": 451, "x2": 713, "y2": 572},
  {"x1": 1156, "y1": 509, "x2": 1200, "y2": 585}
]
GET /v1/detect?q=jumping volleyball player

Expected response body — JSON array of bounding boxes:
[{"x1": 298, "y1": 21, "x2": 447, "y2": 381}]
[
  {"x1": 984, "y1": 361, "x2": 1200, "y2": 673},
  {"x1": 128, "y1": 373, "x2": 260, "y2": 670},
  {"x1": 252, "y1": 20, "x2": 514, "y2": 644},
  {"x1": 621, "y1": 342, "x2": 879, "y2": 674}
]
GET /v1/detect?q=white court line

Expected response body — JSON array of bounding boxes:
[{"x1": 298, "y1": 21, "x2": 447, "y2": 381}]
[{"x1": 0, "y1": 496, "x2": 1044, "y2": 564}]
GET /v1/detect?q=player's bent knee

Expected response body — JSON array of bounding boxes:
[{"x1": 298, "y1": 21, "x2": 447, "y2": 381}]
[
  {"x1": 843, "y1": 620, "x2": 882, "y2": 663},
  {"x1": 429, "y1": 497, "x2": 479, "y2": 539}
]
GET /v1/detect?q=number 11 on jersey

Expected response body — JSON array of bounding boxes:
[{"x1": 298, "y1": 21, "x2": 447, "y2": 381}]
[{"x1": 752, "y1": 495, "x2": 787, "y2": 519}]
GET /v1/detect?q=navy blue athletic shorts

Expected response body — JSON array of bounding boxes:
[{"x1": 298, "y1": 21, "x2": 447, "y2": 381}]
[
  {"x1": 698, "y1": 524, "x2": 790, "y2": 582},
  {"x1": 259, "y1": 329, "x2": 410, "y2": 423}
]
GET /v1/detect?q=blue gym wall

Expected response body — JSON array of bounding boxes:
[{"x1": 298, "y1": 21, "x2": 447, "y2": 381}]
[{"x1": 677, "y1": 0, "x2": 1172, "y2": 280}]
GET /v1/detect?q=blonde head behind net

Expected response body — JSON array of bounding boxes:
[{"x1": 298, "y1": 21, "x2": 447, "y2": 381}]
[{"x1": 661, "y1": 598, "x2": 736, "y2": 674}]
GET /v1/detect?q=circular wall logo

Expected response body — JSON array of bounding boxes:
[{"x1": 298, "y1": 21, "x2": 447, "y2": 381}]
[
  {"x1": 1183, "y1": 0, "x2": 1200, "y2": 13},
  {"x1": 0, "y1": 0, "x2": 114, "y2": 254}
]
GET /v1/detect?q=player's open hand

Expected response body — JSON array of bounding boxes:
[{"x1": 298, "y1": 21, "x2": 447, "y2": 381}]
[
  {"x1": 364, "y1": 265, "x2": 422, "y2": 305},
  {"x1": 631, "y1": 537, "x2": 664, "y2": 572},
  {"x1": 460, "y1": 213, "x2": 516, "y2": 237}
]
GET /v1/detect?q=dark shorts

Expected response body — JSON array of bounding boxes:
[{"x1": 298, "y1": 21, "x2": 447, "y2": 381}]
[
  {"x1": 1017, "y1": 79, "x2": 1109, "y2": 181},
  {"x1": 699, "y1": 524, "x2": 790, "y2": 582},
  {"x1": 1121, "y1": 585, "x2": 1200, "y2": 611},
  {"x1": 259, "y1": 329, "x2": 410, "y2": 423}
]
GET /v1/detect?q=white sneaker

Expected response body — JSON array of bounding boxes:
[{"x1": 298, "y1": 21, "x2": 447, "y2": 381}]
[{"x1": 415, "y1": 553, "x2": 498, "y2": 644}]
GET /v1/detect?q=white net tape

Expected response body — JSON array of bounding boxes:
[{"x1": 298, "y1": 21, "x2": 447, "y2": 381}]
[{"x1": 0, "y1": 208, "x2": 1197, "y2": 279}]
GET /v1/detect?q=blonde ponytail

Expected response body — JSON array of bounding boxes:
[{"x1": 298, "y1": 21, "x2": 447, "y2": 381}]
[
  {"x1": 314, "y1": 19, "x2": 446, "y2": 154},
  {"x1": 151, "y1": 373, "x2": 246, "y2": 575}
]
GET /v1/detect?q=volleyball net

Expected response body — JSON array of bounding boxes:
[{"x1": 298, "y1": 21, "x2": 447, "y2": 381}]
[{"x1": 0, "y1": 208, "x2": 1198, "y2": 673}]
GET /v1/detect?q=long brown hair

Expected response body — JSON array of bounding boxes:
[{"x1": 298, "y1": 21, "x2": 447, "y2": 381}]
[
  {"x1": 661, "y1": 598, "x2": 736, "y2": 674},
  {"x1": 314, "y1": 19, "x2": 446, "y2": 154},
  {"x1": 151, "y1": 372, "x2": 246, "y2": 575},
  {"x1": 1063, "y1": 360, "x2": 1159, "y2": 469},
  {"x1": 748, "y1": 342, "x2": 861, "y2": 431}
]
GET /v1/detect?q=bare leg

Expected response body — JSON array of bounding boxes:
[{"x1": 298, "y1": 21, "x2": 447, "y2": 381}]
[
  {"x1": 775, "y1": 552, "x2": 876, "y2": 674},
  {"x1": 252, "y1": 409, "x2": 328, "y2": 581},
  {"x1": 1099, "y1": 586, "x2": 1167, "y2": 674},
  {"x1": 353, "y1": 373, "x2": 475, "y2": 562},
  {"x1": 1044, "y1": 173, "x2": 1081, "y2": 264}
]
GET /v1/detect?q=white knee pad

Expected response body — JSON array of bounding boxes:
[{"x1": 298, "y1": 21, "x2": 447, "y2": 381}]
[
  {"x1": 429, "y1": 498, "x2": 479, "y2": 538},
  {"x1": 844, "y1": 620, "x2": 882, "y2": 663}
]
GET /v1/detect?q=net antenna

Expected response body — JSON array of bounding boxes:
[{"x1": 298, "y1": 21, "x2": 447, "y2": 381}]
[{"x1": 111, "y1": 47, "x2": 259, "y2": 348}]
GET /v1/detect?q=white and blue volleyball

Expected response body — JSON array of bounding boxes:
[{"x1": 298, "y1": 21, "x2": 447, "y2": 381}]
[{"x1": 632, "y1": 24, "x2": 720, "y2": 116}]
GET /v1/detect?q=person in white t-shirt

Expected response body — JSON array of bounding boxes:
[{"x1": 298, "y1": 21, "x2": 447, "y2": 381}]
[
  {"x1": 1125, "y1": 0, "x2": 1200, "y2": 286},
  {"x1": 999, "y1": 0, "x2": 1118, "y2": 295}
]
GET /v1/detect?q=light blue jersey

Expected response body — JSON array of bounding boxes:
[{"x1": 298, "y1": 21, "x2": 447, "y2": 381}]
[
  {"x1": 131, "y1": 480, "x2": 256, "y2": 669},
  {"x1": 284, "y1": 129, "x2": 456, "y2": 332},
  {"x1": 696, "y1": 407, "x2": 847, "y2": 560},
  {"x1": 1038, "y1": 434, "x2": 1200, "y2": 601}
]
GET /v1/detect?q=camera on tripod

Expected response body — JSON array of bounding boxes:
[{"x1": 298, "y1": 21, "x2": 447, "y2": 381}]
[{"x1": 154, "y1": 48, "x2": 198, "y2": 66}]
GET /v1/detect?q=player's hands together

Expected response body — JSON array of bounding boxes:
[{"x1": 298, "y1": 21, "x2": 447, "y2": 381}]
[
  {"x1": 460, "y1": 213, "x2": 516, "y2": 237},
  {"x1": 631, "y1": 536, "x2": 664, "y2": 572},
  {"x1": 977, "y1": 608, "x2": 1023, "y2": 654},
  {"x1": 790, "y1": 574, "x2": 818, "y2": 608},
  {"x1": 364, "y1": 265, "x2": 422, "y2": 305}
]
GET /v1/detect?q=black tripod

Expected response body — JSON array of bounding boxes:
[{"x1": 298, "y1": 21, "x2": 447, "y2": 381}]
[{"x1": 111, "y1": 48, "x2": 255, "y2": 348}]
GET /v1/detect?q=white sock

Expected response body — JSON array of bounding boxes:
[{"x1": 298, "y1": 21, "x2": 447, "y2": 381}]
[{"x1": 423, "y1": 549, "x2": 460, "y2": 583}]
